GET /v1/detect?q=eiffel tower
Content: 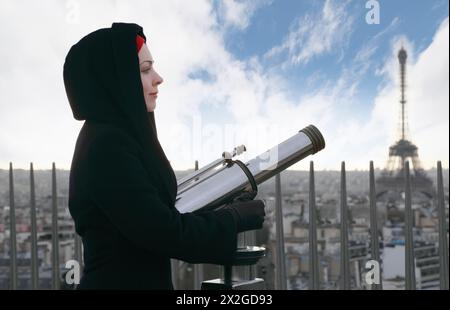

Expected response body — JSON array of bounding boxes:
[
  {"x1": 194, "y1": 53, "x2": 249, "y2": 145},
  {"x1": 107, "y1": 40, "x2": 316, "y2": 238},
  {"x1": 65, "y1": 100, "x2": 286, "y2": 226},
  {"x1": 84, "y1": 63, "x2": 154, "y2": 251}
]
[{"x1": 376, "y1": 47, "x2": 434, "y2": 202}]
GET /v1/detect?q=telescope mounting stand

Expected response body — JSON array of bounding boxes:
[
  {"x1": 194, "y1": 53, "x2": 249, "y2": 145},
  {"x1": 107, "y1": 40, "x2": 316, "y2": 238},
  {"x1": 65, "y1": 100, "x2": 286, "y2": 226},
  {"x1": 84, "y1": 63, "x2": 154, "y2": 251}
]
[{"x1": 201, "y1": 246, "x2": 266, "y2": 290}]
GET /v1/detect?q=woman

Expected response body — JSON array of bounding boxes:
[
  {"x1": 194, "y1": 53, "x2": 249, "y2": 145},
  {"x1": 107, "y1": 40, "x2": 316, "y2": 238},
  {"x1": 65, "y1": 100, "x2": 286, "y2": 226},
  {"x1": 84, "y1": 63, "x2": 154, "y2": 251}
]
[{"x1": 63, "y1": 22, "x2": 265, "y2": 289}]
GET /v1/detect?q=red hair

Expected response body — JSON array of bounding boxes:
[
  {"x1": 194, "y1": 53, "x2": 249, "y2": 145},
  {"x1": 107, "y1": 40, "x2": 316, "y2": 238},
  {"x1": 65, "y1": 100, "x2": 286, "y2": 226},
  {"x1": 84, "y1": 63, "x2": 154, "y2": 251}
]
[{"x1": 136, "y1": 35, "x2": 145, "y2": 53}]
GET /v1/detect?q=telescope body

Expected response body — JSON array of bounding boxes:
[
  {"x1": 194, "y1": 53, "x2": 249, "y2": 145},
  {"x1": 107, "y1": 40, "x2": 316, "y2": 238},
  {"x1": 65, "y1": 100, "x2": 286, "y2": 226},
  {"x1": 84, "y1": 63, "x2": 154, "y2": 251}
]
[{"x1": 175, "y1": 125, "x2": 325, "y2": 214}]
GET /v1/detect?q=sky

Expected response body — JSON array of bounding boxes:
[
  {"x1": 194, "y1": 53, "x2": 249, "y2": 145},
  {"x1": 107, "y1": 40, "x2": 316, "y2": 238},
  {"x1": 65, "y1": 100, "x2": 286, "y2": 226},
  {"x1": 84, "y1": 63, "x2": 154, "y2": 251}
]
[{"x1": 0, "y1": 0, "x2": 448, "y2": 171}]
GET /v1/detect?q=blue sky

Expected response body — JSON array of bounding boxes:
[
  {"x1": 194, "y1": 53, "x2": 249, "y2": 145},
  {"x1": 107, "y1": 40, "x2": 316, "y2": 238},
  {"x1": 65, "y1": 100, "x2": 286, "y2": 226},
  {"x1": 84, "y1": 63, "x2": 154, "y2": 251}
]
[
  {"x1": 0, "y1": 0, "x2": 448, "y2": 170},
  {"x1": 220, "y1": 0, "x2": 448, "y2": 121}
]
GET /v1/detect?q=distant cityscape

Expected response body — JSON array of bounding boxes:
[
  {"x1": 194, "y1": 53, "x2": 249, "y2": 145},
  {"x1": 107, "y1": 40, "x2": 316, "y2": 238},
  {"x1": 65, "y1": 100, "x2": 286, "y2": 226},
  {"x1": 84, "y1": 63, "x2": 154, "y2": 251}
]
[{"x1": 0, "y1": 167, "x2": 448, "y2": 289}]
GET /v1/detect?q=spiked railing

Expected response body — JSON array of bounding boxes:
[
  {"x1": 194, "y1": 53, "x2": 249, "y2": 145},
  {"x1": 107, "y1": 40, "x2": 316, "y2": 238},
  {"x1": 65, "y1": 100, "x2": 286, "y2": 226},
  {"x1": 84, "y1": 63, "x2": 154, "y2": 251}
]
[{"x1": 3, "y1": 160, "x2": 448, "y2": 290}]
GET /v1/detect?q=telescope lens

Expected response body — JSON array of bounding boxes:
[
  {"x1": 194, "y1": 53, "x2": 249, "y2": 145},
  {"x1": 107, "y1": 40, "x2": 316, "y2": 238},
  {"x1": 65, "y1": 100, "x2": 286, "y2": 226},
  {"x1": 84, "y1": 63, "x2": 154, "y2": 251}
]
[{"x1": 300, "y1": 125, "x2": 325, "y2": 154}]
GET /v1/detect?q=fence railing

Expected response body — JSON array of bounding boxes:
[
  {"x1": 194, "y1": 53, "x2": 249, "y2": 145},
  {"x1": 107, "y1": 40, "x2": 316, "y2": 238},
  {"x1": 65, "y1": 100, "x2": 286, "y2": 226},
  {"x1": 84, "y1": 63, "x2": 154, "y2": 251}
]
[{"x1": 2, "y1": 160, "x2": 449, "y2": 290}]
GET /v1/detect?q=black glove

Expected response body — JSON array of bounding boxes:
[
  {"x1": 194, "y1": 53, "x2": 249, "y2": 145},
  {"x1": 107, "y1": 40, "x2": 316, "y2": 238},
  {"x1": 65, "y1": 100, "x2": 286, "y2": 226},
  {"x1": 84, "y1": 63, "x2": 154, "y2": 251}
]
[
  {"x1": 225, "y1": 199, "x2": 266, "y2": 233},
  {"x1": 232, "y1": 190, "x2": 257, "y2": 202}
]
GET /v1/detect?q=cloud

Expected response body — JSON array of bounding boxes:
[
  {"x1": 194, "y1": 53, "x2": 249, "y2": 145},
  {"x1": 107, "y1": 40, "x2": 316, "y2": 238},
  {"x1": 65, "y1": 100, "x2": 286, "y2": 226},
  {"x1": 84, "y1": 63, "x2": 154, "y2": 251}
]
[
  {"x1": 0, "y1": 1, "x2": 447, "y2": 173},
  {"x1": 0, "y1": 0, "x2": 274, "y2": 170},
  {"x1": 265, "y1": 0, "x2": 354, "y2": 66},
  {"x1": 406, "y1": 18, "x2": 449, "y2": 168},
  {"x1": 216, "y1": 0, "x2": 273, "y2": 30}
]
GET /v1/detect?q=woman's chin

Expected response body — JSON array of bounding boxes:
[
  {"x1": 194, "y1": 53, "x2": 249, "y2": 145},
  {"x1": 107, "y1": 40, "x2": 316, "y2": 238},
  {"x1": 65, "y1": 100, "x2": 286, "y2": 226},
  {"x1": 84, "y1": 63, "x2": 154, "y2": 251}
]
[{"x1": 146, "y1": 102, "x2": 156, "y2": 112}]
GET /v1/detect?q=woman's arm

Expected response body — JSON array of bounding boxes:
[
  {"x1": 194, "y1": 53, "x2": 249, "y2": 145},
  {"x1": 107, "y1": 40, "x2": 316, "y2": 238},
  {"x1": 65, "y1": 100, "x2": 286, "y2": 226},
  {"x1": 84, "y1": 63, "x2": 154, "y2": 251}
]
[{"x1": 86, "y1": 128, "x2": 237, "y2": 265}]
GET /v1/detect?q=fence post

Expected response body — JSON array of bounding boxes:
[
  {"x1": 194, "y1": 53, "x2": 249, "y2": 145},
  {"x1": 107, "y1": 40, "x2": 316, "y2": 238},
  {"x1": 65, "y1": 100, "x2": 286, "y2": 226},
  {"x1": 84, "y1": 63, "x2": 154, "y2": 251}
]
[
  {"x1": 309, "y1": 161, "x2": 320, "y2": 290},
  {"x1": 437, "y1": 161, "x2": 449, "y2": 290},
  {"x1": 340, "y1": 161, "x2": 350, "y2": 290},
  {"x1": 369, "y1": 161, "x2": 382, "y2": 289},
  {"x1": 74, "y1": 233, "x2": 83, "y2": 287},
  {"x1": 30, "y1": 163, "x2": 39, "y2": 289},
  {"x1": 9, "y1": 163, "x2": 18, "y2": 290},
  {"x1": 52, "y1": 163, "x2": 60, "y2": 290},
  {"x1": 404, "y1": 161, "x2": 416, "y2": 290},
  {"x1": 275, "y1": 173, "x2": 287, "y2": 290}
]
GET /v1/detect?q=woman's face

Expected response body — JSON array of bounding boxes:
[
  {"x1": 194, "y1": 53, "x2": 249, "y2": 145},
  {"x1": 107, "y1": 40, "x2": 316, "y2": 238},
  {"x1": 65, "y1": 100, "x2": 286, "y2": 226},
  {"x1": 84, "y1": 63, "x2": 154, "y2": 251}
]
[{"x1": 138, "y1": 43, "x2": 163, "y2": 112}]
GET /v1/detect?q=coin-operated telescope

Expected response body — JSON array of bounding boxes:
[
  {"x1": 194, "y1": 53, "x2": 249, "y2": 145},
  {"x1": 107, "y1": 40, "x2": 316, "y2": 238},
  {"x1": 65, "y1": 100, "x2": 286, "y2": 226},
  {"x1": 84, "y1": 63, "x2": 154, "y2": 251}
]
[{"x1": 175, "y1": 125, "x2": 325, "y2": 289}]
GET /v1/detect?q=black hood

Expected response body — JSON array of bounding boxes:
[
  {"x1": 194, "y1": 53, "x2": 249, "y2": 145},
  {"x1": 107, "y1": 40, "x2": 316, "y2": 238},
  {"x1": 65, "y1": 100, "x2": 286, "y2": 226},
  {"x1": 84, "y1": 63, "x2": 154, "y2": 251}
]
[{"x1": 63, "y1": 22, "x2": 177, "y2": 205}]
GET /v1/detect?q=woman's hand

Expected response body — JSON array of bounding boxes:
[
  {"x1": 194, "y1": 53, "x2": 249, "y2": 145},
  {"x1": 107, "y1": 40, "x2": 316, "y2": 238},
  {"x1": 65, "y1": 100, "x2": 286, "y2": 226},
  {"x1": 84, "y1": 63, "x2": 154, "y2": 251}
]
[{"x1": 225, "y1": 199, "x2": 266, "y2": 233}]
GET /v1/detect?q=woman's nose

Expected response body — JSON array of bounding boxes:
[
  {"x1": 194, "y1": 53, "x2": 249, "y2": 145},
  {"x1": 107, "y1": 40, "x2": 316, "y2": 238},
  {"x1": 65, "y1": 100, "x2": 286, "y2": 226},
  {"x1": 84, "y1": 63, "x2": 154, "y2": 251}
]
[{"x1": 153, "y1": 71, "x2": 163, "y2": 86}]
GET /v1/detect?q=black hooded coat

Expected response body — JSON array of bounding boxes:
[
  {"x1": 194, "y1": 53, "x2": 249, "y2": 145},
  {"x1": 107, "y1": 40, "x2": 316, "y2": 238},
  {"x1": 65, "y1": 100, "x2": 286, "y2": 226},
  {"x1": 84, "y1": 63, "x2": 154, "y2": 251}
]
[{"x1": 63, "y1": 22, "x2": 237, "y2": 289}]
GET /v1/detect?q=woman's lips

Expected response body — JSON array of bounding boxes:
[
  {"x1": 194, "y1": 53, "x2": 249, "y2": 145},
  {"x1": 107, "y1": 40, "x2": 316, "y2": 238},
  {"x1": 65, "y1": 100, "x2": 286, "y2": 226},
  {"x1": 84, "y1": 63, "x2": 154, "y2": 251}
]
[{"x1": 149, "y1": 92, "x2": 158, "y2": 98}]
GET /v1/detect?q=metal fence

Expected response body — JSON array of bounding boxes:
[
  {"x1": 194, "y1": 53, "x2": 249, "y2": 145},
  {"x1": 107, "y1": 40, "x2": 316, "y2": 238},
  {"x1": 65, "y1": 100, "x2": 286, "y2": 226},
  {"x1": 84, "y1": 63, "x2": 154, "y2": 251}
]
[{"x1": 2, "y1": 160, "x2": 449, "y2": 290}]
